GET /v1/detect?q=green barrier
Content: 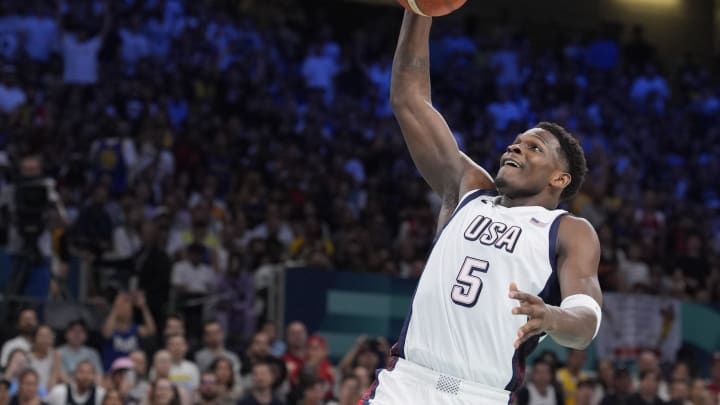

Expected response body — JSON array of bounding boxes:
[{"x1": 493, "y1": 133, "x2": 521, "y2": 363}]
[{"x1": 286, "y1": 268, "x2": 720, "y2": 374}]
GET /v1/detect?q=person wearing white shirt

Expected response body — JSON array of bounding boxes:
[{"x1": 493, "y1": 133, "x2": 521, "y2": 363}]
[
  {"x1": 171, "y1": 243, "x2": 217, "y2": 295},
  {"x1": 57, "y1": 0, "x2": 111, "y2": 84},
  {"x1": 0, "y1": 309, "x2": 37, "y2": 368},
  {"x1": 516, "y1": 361, "x2": 564, "y2": 405},
  {"x1": 46, "y1": 360, "x2": 105, "y2": 405},
  {"x1": 167, "y1": 335, "x2": 200, "y2": 394},
  {"x1": 57, "y1": 319, "x2": 103, "y2": 380}
]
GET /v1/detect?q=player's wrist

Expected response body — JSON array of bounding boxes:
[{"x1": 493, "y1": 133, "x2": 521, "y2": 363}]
[{"x1": 542, "y1": 304, "x2": 561, "y2": 333}]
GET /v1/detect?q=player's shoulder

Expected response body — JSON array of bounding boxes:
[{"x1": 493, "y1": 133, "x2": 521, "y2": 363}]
[{"x1": 557, "y1": 215, "x2": 599, "y2": 247}]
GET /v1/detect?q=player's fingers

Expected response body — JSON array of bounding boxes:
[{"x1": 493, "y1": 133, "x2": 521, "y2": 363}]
[
  {"x1": 517, "y1": 318, "x2": 543, "y2": 338},
  {"x1": 514, "y1": 320, "x2": 543, "y2": 348},
  {"x1": 511, "y1": 303, "x2": 534, "y2": 316},
  {"x1": 509, "y1": 289, "x2": 542, "y2": 304}
]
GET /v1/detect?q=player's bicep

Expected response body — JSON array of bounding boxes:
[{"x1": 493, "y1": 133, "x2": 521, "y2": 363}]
[{"x1": 556, "y1": 216, "x2": 602, "y2": 305}]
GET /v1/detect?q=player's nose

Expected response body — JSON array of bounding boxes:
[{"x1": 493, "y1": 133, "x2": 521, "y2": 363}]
[{"x1": 506, "y1": 144, "x2": 522, "y2": 154}]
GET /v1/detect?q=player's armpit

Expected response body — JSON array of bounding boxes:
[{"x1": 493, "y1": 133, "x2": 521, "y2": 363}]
[{"x1": 547, "y1": 215, "x2": 603, "y2": 349}]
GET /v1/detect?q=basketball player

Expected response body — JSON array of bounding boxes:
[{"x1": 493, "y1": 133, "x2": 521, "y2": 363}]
[{"x1": 360, "y1": 11, "x2": 603, "y2": 405}]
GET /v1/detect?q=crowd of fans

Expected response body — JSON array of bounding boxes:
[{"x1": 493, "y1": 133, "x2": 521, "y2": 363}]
[{"x1": 0, "y1": 0, "x2": 719, "y2": 403}]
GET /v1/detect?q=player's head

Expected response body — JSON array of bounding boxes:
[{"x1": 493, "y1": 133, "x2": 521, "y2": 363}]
[{"x1": 494, "y1": 122, "x2": 587, "y2": 204}]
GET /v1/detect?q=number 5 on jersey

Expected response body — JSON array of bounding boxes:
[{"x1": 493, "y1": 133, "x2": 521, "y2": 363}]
[{"x1": 451, "y1": 257, "x2": 489, "y2": 307}]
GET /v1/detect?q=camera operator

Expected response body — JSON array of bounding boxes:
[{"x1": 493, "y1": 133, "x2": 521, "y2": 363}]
[{"x1": 0, "y1": 154, "x2": 69, "y2": 299}]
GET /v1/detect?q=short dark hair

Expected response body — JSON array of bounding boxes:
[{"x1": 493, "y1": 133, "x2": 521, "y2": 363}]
[
  {"x1": 66, "y1": 318, "x2": 88, "y2": 332},
  {"x1": 535, "y1": 122, "x2": 587, "y2": 200}
]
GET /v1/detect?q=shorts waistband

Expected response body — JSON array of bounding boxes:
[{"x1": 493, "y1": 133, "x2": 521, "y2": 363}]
[{"x1": 390, "y1": 358, "x2": 511, "y2": 402}]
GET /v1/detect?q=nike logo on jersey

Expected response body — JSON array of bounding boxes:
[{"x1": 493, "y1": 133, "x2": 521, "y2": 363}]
[
  {"x1": 530, "y1": 217, "x2": 549, "y2": 227},
  {"x1": 463, "y1": 215, "x2": 523, "y2": 253}
]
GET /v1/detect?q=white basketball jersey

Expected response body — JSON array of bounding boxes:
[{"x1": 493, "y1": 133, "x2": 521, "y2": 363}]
[{"x1": 393, "y1": 189, "x2": 567, "y2": 392}]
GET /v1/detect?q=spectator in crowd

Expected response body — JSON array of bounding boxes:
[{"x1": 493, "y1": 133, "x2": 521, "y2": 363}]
[
  {"x1": 557, "y1": 350, "x2": 590, "y2": 405},
  {"x1": 351, "y1": 367, "x2": 371, "y2": 394},
  {"x1": 9, "y1": 369, "x2": 44, "y2": 405},
  {"x1": 282, "y1": 322, "x2": 307, "y2": 389},
  {"x1": 28, "y1": 326, "x2": 62, "y2": 394},
  {"x1": 574, "y1": 380, "x2": 595, "y2": 405},
  {"x1": 171, "y1": 242, "x2": 217, "y2": 336},
  {"x1": 1, "y1": 310, "x2": 38, "y2": 368},
  {"x1": 294, "y1": 375, "x2": 327, "y2": 405},
  {"x1": 45, "y1": 360, "x2": 105, "y2": 405},
  {"x1": 134, "y1": 222, "x2": 173, "y2": 335},
  {"x1": 706, "y1": 354, "x2": 720, "y2": 399},
  {"x1": 335, "y1": 375, "x2": 362, "y2": 405},
  {"x1": 634, "y1": 350, "x2": 669, "y2": 401},
  {"x1": 668, "y1": 378, "x2": 691, "y2": 405},
  {"x1": 592, "y1": 359, "x2": 615, "y2": 405},
  {"x1": 162, "y1": 315, "x2": 186, "y2": 344},
  {"x1": 99, "y1": 389, "x2": 122, "y2": 405},
  {"x1": 106, "y1": 358, "x2": 138, "y2": 405},
  {"x1": 260, "y1": 323, "x2": 285, "y2": 358},
  {"x1": 150, "y1": 350, "x2": 172, "y2": 382},
  {"x1": 194, "y1": 320, "x2": 240, "y2": 375},
  {"x1": 194, "y1": 371, "x2": 221, "y2": 405},
  {"x1": 3, "y1": 350, "x2": 40, "y2": 399},
  {"x1": 628, "y1": 370, "x2": 665, "y2": 405},
  {"x1": 600, "y1": 367, "x2": 633, "y2": 405},
  {"x1": 689, "y1": 379, "x2": 712, "y2": 405},
  {"x1": 302, "y1": 336, "x2": 334, "y2": 400},
  {"x1": 516, "y1": 360, "x2": 564, "y2": 405},
  {"x1": 240, "y1": 332, "x2": 287, "y2": 395},
  {"x1": 57, "y1": 0, "x2": 111, "y2": 85},
  {"x1": 127, "y1": 350, "x2": 149, "y2": 404},
  {"x1": 210, "y1": 357, "x2": 243, "y2": 405},
  {"x1": 146, "y1": 377, "x2": 182, "y2": 405},
  {"x1": 337, "y1": 336, "x2": 383, "y2": 384},
  {"x1": 58, "y1": 319, "x2": 103, "y2": 381},
  {"x1": 166, "y1": 334, "x2": 199, "y2": 394},
  {"x1": 101, "y1": 292, "x2": 156, "y2": 372},
  {"x1": 237, "y1": 361, "x2": 284, "y2": 405}
]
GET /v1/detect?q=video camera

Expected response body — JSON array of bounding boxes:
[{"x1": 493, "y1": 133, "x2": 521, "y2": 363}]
[{"x1": 12, "y1": 175, "x2": 51, "y2": 260}]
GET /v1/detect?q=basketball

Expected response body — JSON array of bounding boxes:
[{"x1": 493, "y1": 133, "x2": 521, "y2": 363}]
[{"x1": 396, "y1": 0, "x2": 467, "y2": 17}]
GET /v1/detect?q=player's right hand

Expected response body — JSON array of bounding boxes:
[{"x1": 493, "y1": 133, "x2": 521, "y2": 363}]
[{"x1": 509, "y1": 282, "x2": 554, "y2": 348}]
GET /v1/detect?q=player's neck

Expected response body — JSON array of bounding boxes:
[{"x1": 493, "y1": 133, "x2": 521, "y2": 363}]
[{"x1": 497, "y1": 194, "x2": 558, "y2": 210}]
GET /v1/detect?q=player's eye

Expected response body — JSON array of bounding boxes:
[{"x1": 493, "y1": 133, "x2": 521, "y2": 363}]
[{"x1": 529, "y1": 145, "x2": 541, "y2": 152}]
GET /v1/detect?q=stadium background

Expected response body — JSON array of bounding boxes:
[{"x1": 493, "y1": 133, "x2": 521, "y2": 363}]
[{"x1": 0, "y1": 0, "x2": 720, "y2": 404}]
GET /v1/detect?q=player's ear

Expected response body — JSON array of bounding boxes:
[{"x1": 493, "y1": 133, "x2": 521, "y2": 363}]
[{"x1": 551, "y1": 171, "x2": 571, "y2": 191}]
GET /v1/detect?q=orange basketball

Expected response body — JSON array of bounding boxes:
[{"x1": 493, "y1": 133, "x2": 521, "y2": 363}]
[{"x1": 396, "y1": 0, "x2": 468, "y2": 17}]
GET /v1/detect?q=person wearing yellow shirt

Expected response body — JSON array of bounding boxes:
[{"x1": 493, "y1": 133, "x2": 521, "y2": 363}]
[{"x1": 556, "y1": 350, "x2": 590, "y2": 405}]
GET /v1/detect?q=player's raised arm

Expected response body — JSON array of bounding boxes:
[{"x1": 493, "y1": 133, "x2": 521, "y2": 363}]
[{"x1": 390, "y1": 11, "x2": 493, "y2": 208}]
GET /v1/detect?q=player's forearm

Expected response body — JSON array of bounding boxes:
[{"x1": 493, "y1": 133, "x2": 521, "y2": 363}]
[
  {"x1": 544, "y1": 305, "x2": 597, "y2": 350},
  {"x1": 390, "y1": 10, "x2": 433, "y2": 105}
]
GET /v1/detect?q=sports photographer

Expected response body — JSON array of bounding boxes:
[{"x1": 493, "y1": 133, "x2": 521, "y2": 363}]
[{"x1": 0, "y1": 154, "x2": 69, "y2": 299}]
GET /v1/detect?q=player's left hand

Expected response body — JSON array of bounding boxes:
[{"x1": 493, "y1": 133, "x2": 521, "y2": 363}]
[{"x1": 509, "y1": 282, "x2": 553, "y2": 349}]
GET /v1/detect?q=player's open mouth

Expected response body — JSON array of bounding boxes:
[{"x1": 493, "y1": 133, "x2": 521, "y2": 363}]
[{"x1": 502, "y1": 159, "x2": 522, "y2": 168}]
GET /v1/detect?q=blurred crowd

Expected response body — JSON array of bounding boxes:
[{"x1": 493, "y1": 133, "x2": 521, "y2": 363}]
[{"x1": 0, "y1": 0, "x2": 719, "y2": 403}]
